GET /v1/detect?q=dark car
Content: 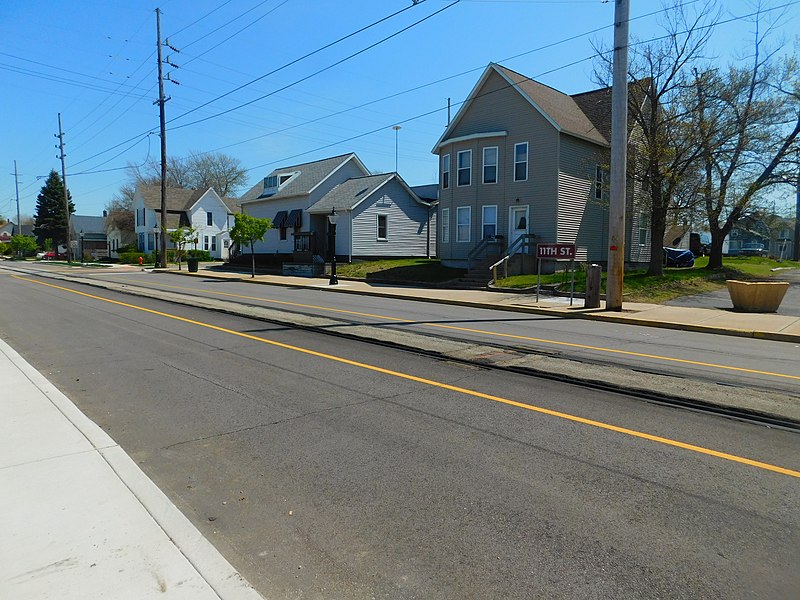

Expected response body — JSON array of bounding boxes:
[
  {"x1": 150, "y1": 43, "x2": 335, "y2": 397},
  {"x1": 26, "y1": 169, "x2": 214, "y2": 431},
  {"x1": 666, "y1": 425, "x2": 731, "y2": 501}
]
[
  {"x1": 663, "y1": 247, "x2": 695, "y2": 268},
  {"x1": 739, "y1": 243, "x2": 767, "y2": 257}
]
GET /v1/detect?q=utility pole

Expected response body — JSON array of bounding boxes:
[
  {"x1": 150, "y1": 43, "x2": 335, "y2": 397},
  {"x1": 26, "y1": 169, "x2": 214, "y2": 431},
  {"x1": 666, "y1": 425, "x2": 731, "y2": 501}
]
[
  {"x1": 56, "y1": 113, "x2": 72, "y2": 262},
  {"x1": 794, "y1": 160, "x2": 799, "y2": 261},
  {"x1": 13, "y1": 160, "x2": 21, "y2": 232},
  {"x1": 606, "y1": 0, "x2": 630, "y2": 311},
  {"x1": 154, "y1": 8, "x2": 180, "y2": 268}
]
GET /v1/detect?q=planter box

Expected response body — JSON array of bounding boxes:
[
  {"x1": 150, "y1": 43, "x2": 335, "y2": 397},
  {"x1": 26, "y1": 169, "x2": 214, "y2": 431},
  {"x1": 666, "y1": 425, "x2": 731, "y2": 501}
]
[{"x1": 726, "y1": 280, "x2": 789, "y2": 313}]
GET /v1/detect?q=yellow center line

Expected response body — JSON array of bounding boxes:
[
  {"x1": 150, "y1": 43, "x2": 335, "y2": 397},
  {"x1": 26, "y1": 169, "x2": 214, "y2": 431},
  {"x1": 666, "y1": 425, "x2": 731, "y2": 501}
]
[
  {"x1": 13, "y1": 274, "x2": 800, "y2": 479},
  {"x1": 117, "y1": 276, "x2": 800, "y2": 382}
]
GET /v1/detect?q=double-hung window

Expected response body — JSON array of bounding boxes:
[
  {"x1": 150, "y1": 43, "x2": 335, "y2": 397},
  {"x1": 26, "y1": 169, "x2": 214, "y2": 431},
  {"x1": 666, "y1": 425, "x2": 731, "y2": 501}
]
[
  {"x1": 514, "y1": 142, "x2": 528, "y2": 182},
  {"x1": 211, "y1": 236, "x2": 217, "y2": 252},
  {"x1": 442, "y1": 154, "x2": 450, "y2": 190},
  {"x1": 204, "y1": 235, "x2": 209, "y2": 251},
  {"x1": 483, "y1": 147, "x2": 498, "y2": 184},
  {"x1": 441, "y1": 208, "x2": 450, "y2": 243},
  {"x1": 482, "y1": 205, "x2": 497, "y2": 239},
  {"x1": 595, "y1": 165, "x2": 604, "y2": 200},
  {"x1": 456, "y1": 206, "x2": 471, "y2": 242},
  {"x1": 207, "y1": 212, "x2": 213, "y2": 226},
  {"x1": 638, "y1": 211, "x2": 650, "y2": 246},
  {"x1": 377, "y1": 215, "x2": 388, "y2": 240},
  {"x1": 457, "y1": 150, "x2": 471, "y2": 187}
]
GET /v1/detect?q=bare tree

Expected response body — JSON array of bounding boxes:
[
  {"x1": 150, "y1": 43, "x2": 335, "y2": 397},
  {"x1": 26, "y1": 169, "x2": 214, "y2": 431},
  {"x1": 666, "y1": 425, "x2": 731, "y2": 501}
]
[
  {"x1": 593, "y1": 0, "x2": 719, "y2": 275},
  {"x1": 690, "y1": 9, "x2": 800, "y2": 269},
  {"x1": 124, "y1": 151, "x2": 247, "y2": 197}
]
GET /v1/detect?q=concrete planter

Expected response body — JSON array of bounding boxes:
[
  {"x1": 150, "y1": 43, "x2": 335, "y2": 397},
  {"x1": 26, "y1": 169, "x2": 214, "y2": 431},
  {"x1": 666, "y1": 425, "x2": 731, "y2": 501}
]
[{"x1": 726, "y1": 280, "x2": 789, "y2": 313}]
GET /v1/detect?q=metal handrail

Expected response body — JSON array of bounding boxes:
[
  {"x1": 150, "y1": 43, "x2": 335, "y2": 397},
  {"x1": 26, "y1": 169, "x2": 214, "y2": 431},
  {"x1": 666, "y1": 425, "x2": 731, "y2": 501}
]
[
  {"x1": 489, "y1": 234, "x2": 536, "y2": 283},
  {"x1": 466, "y1": 235, "x2": 505, "y2": 270}
]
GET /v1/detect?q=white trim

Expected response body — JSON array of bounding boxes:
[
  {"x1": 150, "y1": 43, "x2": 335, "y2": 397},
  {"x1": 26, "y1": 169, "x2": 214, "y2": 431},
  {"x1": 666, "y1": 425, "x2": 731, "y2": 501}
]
[
  {"x1": 442, "y1": 153, "x2": 450, "y2": 190},
  {"x1": 376, "y1": 214, "x2": 388, "y2": 241},
  {"x1": 594, "y1": 164, "x2": 604, "y2": 200},
  {"x1": 481, "y1": 204, "x2": 498, "y2": 239},
  {"x1": 435, "y1": 130, "x2": 507, "y2": 152},
  {"x1": 456, "y1": 206, "x2": 471, "y2": 243},
  {"x1": 456, "y1": 150, "x2": 472, "y2": 187},
  {"x1": 514, "y1": 142, "x2": 529, "y2": 182},
  {"x1": 508, "y1": 205, "x2": 529, "y2": 251},
  {"x1": 441, "y1": 207, "x2": 450, "y2": 244},
  {"x1": 307, "y1": 154, "x2": 370, "y2": 195},
  {"x1": 482, "y1": 146, "x2": 498, "y2": 185}
]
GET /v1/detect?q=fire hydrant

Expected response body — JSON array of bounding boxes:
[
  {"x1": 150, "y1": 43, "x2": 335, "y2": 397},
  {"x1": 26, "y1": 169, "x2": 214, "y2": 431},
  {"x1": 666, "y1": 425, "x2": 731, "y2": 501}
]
[{"x1": 138, "y1": 256, "x2": 143, "y2": 266}]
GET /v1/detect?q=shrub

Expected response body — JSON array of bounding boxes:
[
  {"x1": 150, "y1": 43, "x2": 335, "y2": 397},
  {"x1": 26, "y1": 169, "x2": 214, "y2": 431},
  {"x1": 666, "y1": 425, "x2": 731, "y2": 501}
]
[
  {"x1": 0, "y1": 242, "x2": 11, "y2": 256},
  {"x1": 119, "y1": 251, "x2": 153, "y2": 264},
  {"x1": 186, "y1": 249, "x2": 212, "y2": 261}
]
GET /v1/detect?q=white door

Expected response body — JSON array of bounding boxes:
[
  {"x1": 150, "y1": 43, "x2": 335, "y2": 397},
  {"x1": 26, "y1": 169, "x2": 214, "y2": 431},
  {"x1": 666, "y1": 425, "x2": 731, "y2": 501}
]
[{"x1": 508, "y1": 206, "x2": 529, "y2": 252}]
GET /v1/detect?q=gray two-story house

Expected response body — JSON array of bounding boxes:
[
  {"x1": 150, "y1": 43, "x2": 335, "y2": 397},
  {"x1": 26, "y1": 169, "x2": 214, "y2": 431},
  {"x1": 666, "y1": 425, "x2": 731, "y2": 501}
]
[{"x1": 433, "y1": 62, "x2": 649, "y2": 270}]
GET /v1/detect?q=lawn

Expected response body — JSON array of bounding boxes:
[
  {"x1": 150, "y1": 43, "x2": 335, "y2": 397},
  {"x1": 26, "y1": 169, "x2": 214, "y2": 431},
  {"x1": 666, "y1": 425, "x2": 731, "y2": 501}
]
[
  {"x1": 336, "y1": 258, "x2": 465, "y2": 284},
  {"x1": 494, "y1": 255, "x2": 800, "y2": 303}
]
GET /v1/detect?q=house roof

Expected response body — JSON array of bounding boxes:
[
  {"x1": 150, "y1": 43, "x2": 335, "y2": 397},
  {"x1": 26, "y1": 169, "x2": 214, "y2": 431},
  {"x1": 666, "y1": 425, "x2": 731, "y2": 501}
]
[
  {"x1": 434, "y1": 63, "x2": 615, "y2": 152},
  {"x1": 239, "y1": 153, "x2": 367, "y2": 203},
  {"x1": 71, "y1": 215, "x2": 106, "y2": 236},
  {"x1": 307, "y1": 173, "x2": 428, "y2": 214},
  {"x1": 411, "y1": 184, "x2": 438, "y2": 202},
  {"x1": 138, "y1": 185, "x2": 239, "y2": 214},
  {"x1": 571, "y1": 78, "x2": 650, "y2": 143}
]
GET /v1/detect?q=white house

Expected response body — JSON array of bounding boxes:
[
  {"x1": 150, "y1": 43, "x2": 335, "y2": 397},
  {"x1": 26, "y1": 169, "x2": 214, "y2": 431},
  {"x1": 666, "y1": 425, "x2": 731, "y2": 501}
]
[{"x1": 132, "y1": 185, "x2": 240, "y2": 260}]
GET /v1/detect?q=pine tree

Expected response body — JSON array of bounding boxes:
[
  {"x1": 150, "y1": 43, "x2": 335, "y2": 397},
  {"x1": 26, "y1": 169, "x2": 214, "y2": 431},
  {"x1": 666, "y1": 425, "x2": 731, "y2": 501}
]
[{"x1": 33, "y1": 170, "x2": 74, "y2": 249}]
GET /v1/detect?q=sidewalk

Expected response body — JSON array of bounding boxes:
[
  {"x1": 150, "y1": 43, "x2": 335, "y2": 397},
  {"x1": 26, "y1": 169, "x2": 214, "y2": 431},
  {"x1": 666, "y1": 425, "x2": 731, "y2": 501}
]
[
  {"x1": 0, "y1": 337, "x2": 263, "y2": 600},
  {"x1": 165, "y1": 265, "x2": 800, "y2": 343}
]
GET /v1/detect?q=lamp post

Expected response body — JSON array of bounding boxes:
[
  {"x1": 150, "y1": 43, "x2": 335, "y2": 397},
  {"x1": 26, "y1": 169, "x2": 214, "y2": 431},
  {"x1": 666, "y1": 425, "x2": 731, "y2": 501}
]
[
  {"x1": 328, "y1": 207, "x2": 339, "y2": 285},
  {"x1": 79, "y1": 229, "x2": 84, "y2": 265},
  {"x1": 392, "y1": 125, "x2": 401, "y2": 172},
  {"x1": 153, "y1": 224, "x2": 159, "y2": 267}
]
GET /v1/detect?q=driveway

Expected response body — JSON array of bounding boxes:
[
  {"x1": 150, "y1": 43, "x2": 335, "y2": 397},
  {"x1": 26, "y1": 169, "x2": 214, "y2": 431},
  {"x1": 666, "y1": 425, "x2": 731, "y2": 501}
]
[{"x1": 665, "y1": 268, "x2": 800, "y2": 316}]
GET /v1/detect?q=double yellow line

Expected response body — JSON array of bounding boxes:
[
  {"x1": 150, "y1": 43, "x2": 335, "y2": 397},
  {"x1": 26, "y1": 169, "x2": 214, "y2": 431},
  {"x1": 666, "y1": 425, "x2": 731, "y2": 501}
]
[{"x1": 14, "y1": 274, "x2": 800, "y2": 479}]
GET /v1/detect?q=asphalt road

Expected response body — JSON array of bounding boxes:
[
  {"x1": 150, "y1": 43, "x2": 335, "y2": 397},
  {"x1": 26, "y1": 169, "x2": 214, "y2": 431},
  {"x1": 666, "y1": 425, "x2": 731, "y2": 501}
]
[
  {"x1": 1, "y1": 272, "x2": 798, "y2": 599},
  {"x1": 17, "y1": 264, "x2": 799, "y2": 395}
]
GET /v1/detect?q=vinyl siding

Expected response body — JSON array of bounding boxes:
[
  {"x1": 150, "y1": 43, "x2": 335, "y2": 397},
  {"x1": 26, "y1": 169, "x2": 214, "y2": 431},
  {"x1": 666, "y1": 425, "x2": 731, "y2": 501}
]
[
  {"x1": 351, "y1": 178, "x2": 434, "y2": 257},
  {"x1": 245, "y1": 195, "x2": 305, "y2": 254},
  {"x1": 557, "y1": 134, "x2": 608, "y2": 262},
  {"x1": 436, "y1": 69, "x2": 560, "y2": 263}
]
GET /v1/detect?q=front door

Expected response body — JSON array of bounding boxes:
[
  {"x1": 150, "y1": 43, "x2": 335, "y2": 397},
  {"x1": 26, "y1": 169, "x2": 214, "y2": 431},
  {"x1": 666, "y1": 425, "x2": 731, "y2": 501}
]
[{"x1": 508, "y1": 205, "x2": 529, "y2": 252}]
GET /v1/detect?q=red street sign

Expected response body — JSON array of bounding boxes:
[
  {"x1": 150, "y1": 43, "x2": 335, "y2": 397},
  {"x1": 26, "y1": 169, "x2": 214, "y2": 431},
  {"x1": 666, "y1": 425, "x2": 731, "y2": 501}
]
[{"x1": 536, "y1": 243, "x2": 576, "y2": 260}]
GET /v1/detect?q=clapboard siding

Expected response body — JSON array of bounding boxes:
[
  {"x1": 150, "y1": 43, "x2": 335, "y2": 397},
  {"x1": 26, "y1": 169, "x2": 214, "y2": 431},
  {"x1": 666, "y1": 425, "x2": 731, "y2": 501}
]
[{"x1": 352, "y1": 178, "x2": 433, "y2": 257}]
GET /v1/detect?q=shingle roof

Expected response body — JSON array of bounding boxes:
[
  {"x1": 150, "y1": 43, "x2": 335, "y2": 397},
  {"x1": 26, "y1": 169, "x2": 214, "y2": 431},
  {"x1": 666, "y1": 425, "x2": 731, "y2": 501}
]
[
  {"x1": 492, "y1": 64, "x2": 608, "y2": 146},
  {"x1": 571, "y1": 78, "x2": 649, "y2": 143},
  {"x1": 137, "y1": 185, "x2": 239, "y2": 214},
  {"x1": 411, "y1": 184, "x2": 438, "y2": 202},
  {"x1": 239, "y1": 153, "x2": 363, "y2": 203},
  {"x1": 306, "y1": 174, "x2": 395, "y2": 213},
  {"x1": 71, "y1": 215, "x2": 106, "y2": 236}
]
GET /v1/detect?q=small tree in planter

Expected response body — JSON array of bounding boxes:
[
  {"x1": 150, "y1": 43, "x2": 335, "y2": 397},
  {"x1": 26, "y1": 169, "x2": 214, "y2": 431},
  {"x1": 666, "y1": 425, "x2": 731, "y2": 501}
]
[
  {"x1": 229, "y1": 213, "x2": 271, "y2": 278},
  {"x1": 169, "y1": 226, "x2": 195, "y2": 270}
]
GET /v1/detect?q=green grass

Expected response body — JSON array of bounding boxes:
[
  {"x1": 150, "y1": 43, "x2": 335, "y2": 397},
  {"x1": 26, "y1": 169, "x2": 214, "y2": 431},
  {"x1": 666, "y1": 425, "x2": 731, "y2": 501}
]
[
  {"x1": 495, "y1": 255, "x2": 800, "y2": 303},
  {"x1": 336, "y1": 258, "x2": 465, "y2": 284}
]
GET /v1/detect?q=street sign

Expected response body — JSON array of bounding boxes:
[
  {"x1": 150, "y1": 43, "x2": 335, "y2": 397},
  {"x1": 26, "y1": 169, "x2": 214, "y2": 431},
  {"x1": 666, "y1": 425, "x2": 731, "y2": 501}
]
[{"x1": 536, "y1": 243, "x2": 576, "y2": 260}]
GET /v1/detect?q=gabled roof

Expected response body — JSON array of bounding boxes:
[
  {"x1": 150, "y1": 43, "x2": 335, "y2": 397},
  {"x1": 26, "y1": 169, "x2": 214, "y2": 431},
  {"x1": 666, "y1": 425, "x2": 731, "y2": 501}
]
[
  {"x1": 239, "y1": 153, "x2": 369, "y2": 203},
  {"x1": 71, "y1": 215, "x2": 106, "y2": 236},
  {"x1": 307, "y1": 173, "x2": 427, "y2": 214},
  {"x1": 137, "y1": 185, "x2": 239, "y2": 214},
  {"x1": 433, "y1": 63, "x2": 609, "y2": 151}
]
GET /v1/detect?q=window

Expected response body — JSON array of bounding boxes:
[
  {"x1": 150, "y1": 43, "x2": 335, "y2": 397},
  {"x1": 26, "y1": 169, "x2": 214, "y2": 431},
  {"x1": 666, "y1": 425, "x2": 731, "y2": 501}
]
[
  {"x1": 441, "y1": 208, "x2": 450, "y2": 243},
  {"x1": 483, "y1": 147, "x2": 498, "y2": 184},
  {"x1": 211, "y1": 236, "x2": 217, "y2": 252},
  {"x1": 514, "y1": 142, "x2": 528, "y2": 181},
  {"x1": 204, "y1": 235, "x2": 209, "y2": 251},
  {"x1": 639, "y1": 211, "x2": 650, "y2": 246},
  {"x1": 442, "y1": 154, "x2": 450, "y2": 189},
  {"x1": 264, "y1": 175, "x2": 278, "y2": 189},
  {"x1": 377, "y1": 215, "x2": 388, "y2": 240},
  {"x1": 138, "y1": 233, "x2": 145, "y2": 251},
  {"x1": 280, "y1": 227, "x2": 287, "y2": 241},
  {"x1": 457, "y1": 150, "x2": 472, "y2": 187},
  {"x1": 456, "y1": 206, "x2": 471, "y2": 242},
  {"x1": 482, "y1": 205, "x2": 497, "y2": 239},
  {"x1": 595, "y1": 165, "x2": 604, "y2": 200},
  {"x1": 207, "y1": 212, "x2": 213, "y2": 226}
]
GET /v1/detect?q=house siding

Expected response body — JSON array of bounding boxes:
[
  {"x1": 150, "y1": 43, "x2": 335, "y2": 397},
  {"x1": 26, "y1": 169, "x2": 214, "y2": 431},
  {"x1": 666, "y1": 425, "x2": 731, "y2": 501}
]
[
  {"x1": 351, "y1": 179, "x2": 434, "y2": 257},
  {"x1": 437, "y1": 68, "x2": 560, "y2": 264}
]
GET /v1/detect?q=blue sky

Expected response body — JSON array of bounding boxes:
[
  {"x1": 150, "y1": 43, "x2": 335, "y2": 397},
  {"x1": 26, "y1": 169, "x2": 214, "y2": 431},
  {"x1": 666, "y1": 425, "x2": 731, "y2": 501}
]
[{"x1": 1, "y1": 0, "x2": 797, "y2": 220}]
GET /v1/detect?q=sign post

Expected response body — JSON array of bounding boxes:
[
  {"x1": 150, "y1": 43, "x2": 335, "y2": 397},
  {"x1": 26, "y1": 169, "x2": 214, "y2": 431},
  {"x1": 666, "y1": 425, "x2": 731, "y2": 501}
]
[{"x1": 536, "y1": 243, "x2": 577, "y2": 304}]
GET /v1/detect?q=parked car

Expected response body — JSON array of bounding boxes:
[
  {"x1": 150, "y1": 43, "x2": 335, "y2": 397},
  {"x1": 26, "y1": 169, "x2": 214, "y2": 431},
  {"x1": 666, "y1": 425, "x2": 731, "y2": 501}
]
[
  {"x1": 739, "y1": 243, "x2": 767, "y2": 257},
  {"x1": 663, "y1": 247, "x2": 695, "y2": 268},
  {"x1": 41, "y1": 251, "x2": 66, "y2": 260}
]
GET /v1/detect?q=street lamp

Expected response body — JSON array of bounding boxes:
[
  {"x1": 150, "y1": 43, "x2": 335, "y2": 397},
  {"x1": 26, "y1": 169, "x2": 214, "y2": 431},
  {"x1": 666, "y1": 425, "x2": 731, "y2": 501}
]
[
  {"x1": 328, "y1": 207, "x2": 339, "y2": 285},
  {"x1": 153, "y1": 224, "x2": 159, "y2": 267},
  {"x1": 79, "y1": 229, "x2": 84, "y2": 265}
]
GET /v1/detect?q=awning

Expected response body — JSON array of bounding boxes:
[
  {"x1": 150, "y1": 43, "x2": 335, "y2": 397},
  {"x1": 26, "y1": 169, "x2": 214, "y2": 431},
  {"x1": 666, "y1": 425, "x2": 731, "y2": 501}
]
[
  {"x1": 286, "y1": 209, "x2": 302, "y2": 228},
  {"x1": 273, "y1": 210, "x2": 288, "y2": 228}
]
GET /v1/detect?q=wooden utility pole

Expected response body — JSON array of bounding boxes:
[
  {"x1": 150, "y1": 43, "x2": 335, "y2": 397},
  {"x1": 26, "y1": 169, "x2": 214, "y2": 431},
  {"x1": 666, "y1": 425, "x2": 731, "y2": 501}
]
[
  {"x1": 155, "y1": 8, "x2": 169, "y2": 268},
  {"x1": 606, "y1": 0, "x2": 630, "y2": 311},
  {"x1": 56, "y1": 113, "x2": 72, "y2": 262},
  {"x1": 13, "y1": 160, "x2": 21, "y2": 231}
]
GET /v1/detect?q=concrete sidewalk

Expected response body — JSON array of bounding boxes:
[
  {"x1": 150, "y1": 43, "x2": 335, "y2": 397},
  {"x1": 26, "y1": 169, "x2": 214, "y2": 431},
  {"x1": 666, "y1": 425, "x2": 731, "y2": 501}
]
[
  {"x1": 0, "y1": 337, "x2": 264, "y2": 600},
  {"x1": 165, "y1": 265, "x2": 800, "y2": 343}
]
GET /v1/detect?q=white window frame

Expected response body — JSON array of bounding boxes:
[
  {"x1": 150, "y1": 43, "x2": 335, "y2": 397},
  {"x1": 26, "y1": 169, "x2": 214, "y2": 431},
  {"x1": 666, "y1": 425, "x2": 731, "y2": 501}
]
[
  {"x1": 207, "y1": 212, "x2": 213, "y2": 226},
  {"x1": 457, "y1": 150, "x2": 472, "y2": 187},
  {"x1": 441, "y1": 207, "x2": 450, "y2": 243},
  {"x1": 211, "y1": 235, "x2": 217, "y2": 252},
  {"x1": 514, "y1": 142, "x2": 529, "y2": 182},
  {"x1": 595, "y1": 165, "x2": 604, "y2": 200},
  {"x1": 442, "y1": 154, "x2": 450, "y2": 190},
  {"x1": 456, "y1": 206, "x2": 471, "y2": 243},
  {"x1": 376, "y1": 214, "x2": 388, "y2": 241},
  {"x1": 482, "y1": 205, "x2": 498, "y2": 239},
  {"x1": 204, "y1": 235, "x2": 209, "y2": 251},
  {"x1": 638, "y1": 211, "x2": 651, "y2": 246},
  {"x1": 482, "y1": 147, "x2": 498, "y2": 184}
]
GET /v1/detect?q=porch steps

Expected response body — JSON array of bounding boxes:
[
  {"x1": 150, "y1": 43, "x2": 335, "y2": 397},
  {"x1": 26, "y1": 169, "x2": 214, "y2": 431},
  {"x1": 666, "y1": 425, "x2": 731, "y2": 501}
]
[{"x1": 445, "y1": 256, "x2": 499, "y2": 290}]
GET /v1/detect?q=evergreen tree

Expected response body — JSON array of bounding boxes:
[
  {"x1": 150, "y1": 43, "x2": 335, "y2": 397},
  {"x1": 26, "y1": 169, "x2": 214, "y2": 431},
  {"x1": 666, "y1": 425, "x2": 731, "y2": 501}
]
[{"x1": 33, "y1": 170, "x2": 74, "y2": 249}]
